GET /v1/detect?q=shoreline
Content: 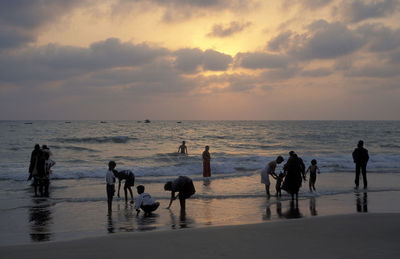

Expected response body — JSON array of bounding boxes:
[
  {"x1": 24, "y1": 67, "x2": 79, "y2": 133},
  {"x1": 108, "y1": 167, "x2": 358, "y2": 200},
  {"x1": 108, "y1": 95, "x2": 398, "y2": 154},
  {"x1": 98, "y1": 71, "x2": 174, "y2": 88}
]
[
  {"x1": 2, "y1": 172, "x2": 400, "y2": 247},
  {"x1": 1, "y1": 213, "x2": 399, "y2": 258}
]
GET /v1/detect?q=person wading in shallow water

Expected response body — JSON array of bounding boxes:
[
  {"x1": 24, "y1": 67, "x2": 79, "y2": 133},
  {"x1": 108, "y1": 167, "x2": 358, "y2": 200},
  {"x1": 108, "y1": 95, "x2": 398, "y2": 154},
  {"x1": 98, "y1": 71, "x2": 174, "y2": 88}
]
[
  {"x1": 178, "y1": 141, "x2": 188, "y2": 155},
  {"x1": 202, "y1": 146, "x2": 211, "y2": 177},
  {"x1": 352, "y1": 140, "x2": 369, "y2": 189}
]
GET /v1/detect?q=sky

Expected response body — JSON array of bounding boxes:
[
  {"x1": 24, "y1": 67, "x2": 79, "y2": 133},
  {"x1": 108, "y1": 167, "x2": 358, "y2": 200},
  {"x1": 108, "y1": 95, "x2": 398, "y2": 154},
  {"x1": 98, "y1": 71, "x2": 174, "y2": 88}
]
[{"x1": 0, "y1": 0, "x2": 399, "y2": 120}]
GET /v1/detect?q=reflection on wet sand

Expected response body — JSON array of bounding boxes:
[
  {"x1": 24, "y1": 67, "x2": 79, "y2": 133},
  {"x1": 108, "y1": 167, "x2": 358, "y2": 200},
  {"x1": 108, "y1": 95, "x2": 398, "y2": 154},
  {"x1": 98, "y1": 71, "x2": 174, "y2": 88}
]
[
  {"x1": 356, "y1": 191, "x2": 368, "y2": 213},
  {"x1": 202, "y1": 178, "x2": 213, "y2": 225},
  {"x1": 280, "y1": 200, "x2": 303, "y2": 219},
  {"x1": 309, "y1": 197, "x2": 318, "y2": 216},
  {"x1": 263, "y1": 203, "x2": 272, "y2": 220},
  {"x1": 107, "y1": 214, "x2": 114, "y2": 233},
  {"x1": 169, "y1": 210, "x2": 194, "y2": 229},
  {"x1": 29, "y1": 198, "x2": 53, "y2": 242},
  {"x1": 135, "y1": 213, "x2": 159, "y2": 232}
]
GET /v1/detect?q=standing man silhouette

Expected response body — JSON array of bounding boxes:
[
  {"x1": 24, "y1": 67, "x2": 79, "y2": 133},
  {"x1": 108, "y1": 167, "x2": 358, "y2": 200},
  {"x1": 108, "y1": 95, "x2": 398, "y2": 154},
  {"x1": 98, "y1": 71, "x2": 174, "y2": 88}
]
[{"x1": 352, "y1": 140, "x2": 369, "y2": 189}]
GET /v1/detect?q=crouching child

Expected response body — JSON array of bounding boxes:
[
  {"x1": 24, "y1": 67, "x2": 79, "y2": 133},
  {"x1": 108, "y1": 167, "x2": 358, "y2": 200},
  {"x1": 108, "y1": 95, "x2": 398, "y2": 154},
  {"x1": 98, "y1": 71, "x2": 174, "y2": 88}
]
[{"x1": 135, "y1": 185, "x2": 160, "y2": 216}]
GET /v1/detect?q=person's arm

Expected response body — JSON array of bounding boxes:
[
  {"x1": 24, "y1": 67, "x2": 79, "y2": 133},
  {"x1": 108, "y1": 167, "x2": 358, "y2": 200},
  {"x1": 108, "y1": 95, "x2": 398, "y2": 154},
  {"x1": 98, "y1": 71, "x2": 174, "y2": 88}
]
[
  {"x1": 178, "y1": 146, "x2": 181, "y2": 153},
  {"x1": 134, "y1": 195, "x2": 142, "y2": 214},
  {"x1": 185, "y1": 146, "x2": 188, "y2": 155},
  {"x1": 166, "y1": 191, "x2": 176, "y2": 209}
]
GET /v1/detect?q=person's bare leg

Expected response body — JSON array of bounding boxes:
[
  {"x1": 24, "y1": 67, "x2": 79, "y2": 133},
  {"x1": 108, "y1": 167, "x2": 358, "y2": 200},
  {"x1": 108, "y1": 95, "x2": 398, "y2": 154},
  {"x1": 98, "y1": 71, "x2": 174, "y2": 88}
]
[
  {"x1": 265, "y1": 185, "x2": 270, "y2": 199},
  {"x1": 124, "y1": 188, "x2": 128, "y2": 203},
  {"x1": 179, "y1": 197, "x2": 186, "y2": 212},
  {"x1": 128, "y1": 187, "x2": 134, "y2": 203}
]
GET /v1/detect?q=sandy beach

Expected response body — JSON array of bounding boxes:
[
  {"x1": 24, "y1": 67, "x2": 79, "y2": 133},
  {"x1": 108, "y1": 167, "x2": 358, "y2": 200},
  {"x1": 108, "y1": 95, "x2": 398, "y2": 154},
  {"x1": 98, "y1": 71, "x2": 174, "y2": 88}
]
[{"x1": 1, "y1": 213, "x2": 399, "y2": 259}]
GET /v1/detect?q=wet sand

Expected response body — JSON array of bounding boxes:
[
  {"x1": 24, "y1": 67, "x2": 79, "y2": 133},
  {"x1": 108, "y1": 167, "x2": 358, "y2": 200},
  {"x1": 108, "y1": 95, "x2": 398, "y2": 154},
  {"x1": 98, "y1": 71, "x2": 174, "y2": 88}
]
[
  {"x1": 1, "y1": 213, "x2": 399, "y2": 259},
  {"x1": 1, "y1": 172, "x2": 400, "y2": 247}
]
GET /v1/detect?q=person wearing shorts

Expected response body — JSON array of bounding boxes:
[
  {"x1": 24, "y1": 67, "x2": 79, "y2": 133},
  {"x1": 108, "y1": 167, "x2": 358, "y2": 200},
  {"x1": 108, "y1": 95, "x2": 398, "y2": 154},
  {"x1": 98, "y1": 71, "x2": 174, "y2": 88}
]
[
  {"x1": 261, "y1": 156, "x2": 284, "y2": 198},
  {"x1": 116, "y1": 170, "x2": 135, "y2": 204}
]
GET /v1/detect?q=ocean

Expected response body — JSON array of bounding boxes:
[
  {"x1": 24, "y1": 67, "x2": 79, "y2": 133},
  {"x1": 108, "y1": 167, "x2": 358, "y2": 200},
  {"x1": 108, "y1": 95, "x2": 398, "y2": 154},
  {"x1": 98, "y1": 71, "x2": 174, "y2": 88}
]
[
  {"x1": 1, "y1": 120, "x2": 400, "y2": 245},
  {"x1": 1, "y1": 120, "x2": 399, "y2": 181}
]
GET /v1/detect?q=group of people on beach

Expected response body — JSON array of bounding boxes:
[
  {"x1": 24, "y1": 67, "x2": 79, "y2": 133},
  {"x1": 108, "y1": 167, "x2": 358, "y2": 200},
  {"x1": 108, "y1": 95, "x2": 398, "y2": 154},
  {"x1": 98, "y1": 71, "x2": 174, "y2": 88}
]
[
  {"x1": 28, "y1": 139, "x2": 369, "y2": 216},
  {"x1": 106, "y1": 160, "x2": 196, "y2": 215},
  {"x1": 28, "y1": 144, "x2": 56, "y2": 197},
  {"x1": 261, "y1": 151, "x2": 320, "y2": 201}
]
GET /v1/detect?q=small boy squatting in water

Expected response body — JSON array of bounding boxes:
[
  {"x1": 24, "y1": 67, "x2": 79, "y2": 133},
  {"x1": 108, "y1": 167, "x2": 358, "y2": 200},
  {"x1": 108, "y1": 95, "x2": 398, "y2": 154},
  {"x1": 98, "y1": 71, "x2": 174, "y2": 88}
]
[
  {"x1": 134, "y1": 185, "x2": 160, "y2": 216},
  {"x1": 261, "y1": 156, "x2": 284, "y2": 198},
  {"x1": 106, "y1": 161, "x2": 117, "y2": 212},
  {"x1": 306, "y1": 159, "x2": 320, "y2": 192}
]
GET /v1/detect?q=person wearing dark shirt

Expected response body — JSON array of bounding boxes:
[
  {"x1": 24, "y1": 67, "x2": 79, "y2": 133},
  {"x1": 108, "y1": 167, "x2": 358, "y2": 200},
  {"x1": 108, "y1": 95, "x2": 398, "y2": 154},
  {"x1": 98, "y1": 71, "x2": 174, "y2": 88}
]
[
  {"x1": 164, "y1": 176, "x2": 196, "y2": 212},
  {"x1": 352, "y1": 140, "x2": 369, "y2": 189},
  {"x1": 116, "y1": 170, "x2": 135, "y2": 204}
]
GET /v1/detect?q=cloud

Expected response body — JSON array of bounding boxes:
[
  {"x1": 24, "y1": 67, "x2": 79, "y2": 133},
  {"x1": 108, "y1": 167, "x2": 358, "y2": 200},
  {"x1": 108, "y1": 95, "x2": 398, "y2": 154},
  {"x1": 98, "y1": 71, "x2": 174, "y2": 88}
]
[
  {"x1": 337, "y1": 0, "x2": 400, "y2": 23},
  {"x1": 236, "y1": 52, "x2": 291, "y2": 69},
  {"x1": 173, "y1": 48, "x2": 233, "y2": 74},
  {"x1": 0, "y1": 0, "x2": 87, "y2": 49},
  {"x1": 203, "y1": 50, "x2": 233, "y2": 71},
  {"x1": 173, "y1": 48, "x2": 204, "y2": 74},
  {"x1": 285, "y1": 20, "x2": 365, "y2": 60},
  {"x1": 356, "y1": 23, "x2": 400, "y2": 52},
  {"x1": 267, "y1": 31, "x2": 293, "y2": 52},
  {"x1": 0, "y1": 38, "x2": 168, "y2": 83},
  {"x1": 114, "y1": 0, "x2": 254, "y2": 22},
  {"x1": 0, "y1": 27, "x2": 35, "y2": 49},
  {"x1": 282, "y1": 0, "x2": 334, "y2": 10},
  {"x1": 345, "y1": 64, "x2": 400, "y2": 78},
  {"x1": 207, "y1": 21, "x2": 252, "y2": 38},
  {"x1": 301, "y1": 68, "x2": 333, "y2": 77}
]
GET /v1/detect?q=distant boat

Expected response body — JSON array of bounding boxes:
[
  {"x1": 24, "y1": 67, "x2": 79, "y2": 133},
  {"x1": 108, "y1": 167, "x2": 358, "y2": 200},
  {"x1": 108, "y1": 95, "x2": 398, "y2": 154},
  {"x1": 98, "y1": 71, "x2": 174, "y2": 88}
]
[
  {"x1": 65, "y1": 121, "x2": 71, "y2": 123},
  {"x1": 144, "y1": 119, "x2": 151, "y2": 123},
  {"x1": 24, "y1": 122, "x2": 32, "y2": 125},
  {"x1": 100, "y1": 121, "x2": 107, "y2": 123},
  {"x1": 177, "y1": 121, "x2": 182, "y2": 123}
]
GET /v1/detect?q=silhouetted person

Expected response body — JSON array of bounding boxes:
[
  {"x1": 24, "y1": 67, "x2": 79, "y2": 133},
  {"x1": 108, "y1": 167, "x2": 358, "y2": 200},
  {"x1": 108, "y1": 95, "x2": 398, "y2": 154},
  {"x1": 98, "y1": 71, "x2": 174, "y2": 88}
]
[
  {"x1": 352, "y1": 140, "x2": 369, "y2": 189},
  {"x1": 28, "y1": 144, "x2": 41, "y2": 181},
  {"x1": 178, "y1": 141, "x2": 188, "y2": 155},
  {"x1": 305, "y1": 159, "x2": 320, "y2": 192},
  {"x1": 282, "y1": 152, "x2": 303, "y2": 201},
  {"x1": 116, "y1": 169, "x2": 135, "y2": 204},
  {"x1": 165, "y1": 176, "x2": 196, "y2": 213},
  {"x1": 106, "y1": 161, "x2": 116, "y2": 213},
  {"x1": 202, "y1": 146, "x2": 211, "y2": 177},
  {"x1": 42, "y1": 151, "x2": 55, "y2": 197},
  {"x1": 261, "y1": 156, "x2": 284, "y2": 198},
  {"x1": 135, "y1": 185, "x2": 160, "y2": 216}
]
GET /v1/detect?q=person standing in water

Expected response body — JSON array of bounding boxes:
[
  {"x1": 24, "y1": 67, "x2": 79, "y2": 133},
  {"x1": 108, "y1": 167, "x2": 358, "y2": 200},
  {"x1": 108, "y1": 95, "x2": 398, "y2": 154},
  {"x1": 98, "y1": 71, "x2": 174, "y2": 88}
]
[
  {"x1": 106, "y1": 161, "x2": 117, "y2": 213},
  {"x1": 261, "y1": 156, "x2": 284, "y2": 198},
  {"x1": 202, "y1": 146, "x2": 211, "y2": 177},
  {"x1": 178, "y1": 141, "x2": 188, "y2": 155},
  {"x1": 28, "y1": 144, "x2": 41, "y2": 181},
  {"x1": 305, "y1": 159, "x2": 320, "y2": 192},
  {"x1": 352, "y1": 140, "x2": 369, "y2": 189}
]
